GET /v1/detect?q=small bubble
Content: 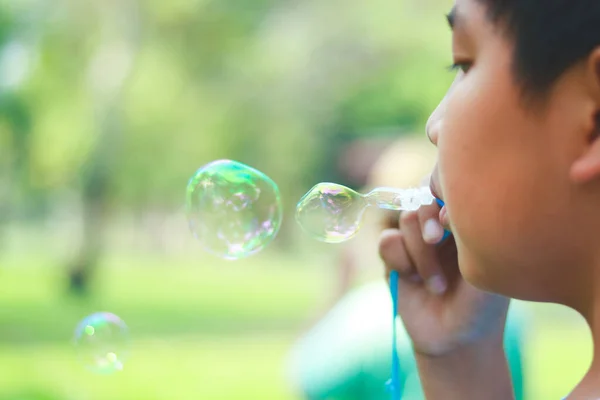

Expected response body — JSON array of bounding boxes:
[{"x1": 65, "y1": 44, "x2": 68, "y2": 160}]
[{"x1": 74, "y1": 312, "x2": 129, "y2": 374}]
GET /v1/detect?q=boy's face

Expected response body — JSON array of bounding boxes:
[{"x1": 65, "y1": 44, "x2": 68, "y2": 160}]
[{"x1": 429, "y1": 0, "x2": 598, "y2": 300}]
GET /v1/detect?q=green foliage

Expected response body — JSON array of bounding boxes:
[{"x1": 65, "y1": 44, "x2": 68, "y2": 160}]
[{"x1": 0, "y1": 0, "x2": 458, "y2": 217}]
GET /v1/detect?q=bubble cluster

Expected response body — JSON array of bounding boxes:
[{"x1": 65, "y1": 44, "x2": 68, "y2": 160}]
[
  {"x1": 186, "y1": 160, "x2": 283, "y2": 259},
  {"x1": 74, "y1": 312, "x2": 129, "y2": 374}
]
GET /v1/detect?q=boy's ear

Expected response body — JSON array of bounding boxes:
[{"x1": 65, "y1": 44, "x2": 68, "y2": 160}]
[
  {"x1": 570, "y1": 114, "x2": 600, "y2": 183},
  {"x1": 570, "y1": 49, "x2": 600, "y2": 184}
]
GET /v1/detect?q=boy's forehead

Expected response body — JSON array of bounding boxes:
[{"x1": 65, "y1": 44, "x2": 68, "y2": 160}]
[
  {"x1": 448, "y1": 0, "x2": 489, "y2": 34},
  {"x1": 447, "y1": 6, "x2": 458, "y2": 29},
  {"x1": 447, "y1": 2, "x2": 468, "y2": 31}
]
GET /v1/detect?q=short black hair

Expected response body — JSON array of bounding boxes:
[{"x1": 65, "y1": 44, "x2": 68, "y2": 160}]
[{"x1": 476, "y1": 0, "x2": 600, "y2": 99}]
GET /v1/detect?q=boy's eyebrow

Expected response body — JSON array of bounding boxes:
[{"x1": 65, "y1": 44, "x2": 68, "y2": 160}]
[{"x1": 446, "y1": 6, "x2": 457, "y2": 30}]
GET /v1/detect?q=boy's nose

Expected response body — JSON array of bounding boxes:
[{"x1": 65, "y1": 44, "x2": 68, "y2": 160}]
[
  {"x1": 426, "y1": 117, "x2": 441, "y2": 146},
  {"x1": 426, "y1": 99, "x2": 445, "y2": 146}
]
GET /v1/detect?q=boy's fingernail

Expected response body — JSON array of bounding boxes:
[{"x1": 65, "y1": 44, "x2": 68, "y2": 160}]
[
  {"x1": 423, "y1": 219, "x2": 444, "y2": 243},
  {"x1": 427, "y1": 275, "x2": 447, "y2": 295},
  {"x1": 439, "y1": 229, "x2": 452, "y2": 243}
]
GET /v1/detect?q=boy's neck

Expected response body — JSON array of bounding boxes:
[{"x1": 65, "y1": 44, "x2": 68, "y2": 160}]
[{"x1": 569, "y1": 268, "x2": 600, "y2": 399}]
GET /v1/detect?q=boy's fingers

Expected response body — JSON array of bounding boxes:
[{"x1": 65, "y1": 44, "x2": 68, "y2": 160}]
[
  {"x1": 400, "y1": 210, "x2": 447, "y2": 295},
  {"x1": 379, "y1": 229, "x2": 417, "y2": 278},
  {"x1": 417, "y1": 203, "x2": 445, "y2": 245}
]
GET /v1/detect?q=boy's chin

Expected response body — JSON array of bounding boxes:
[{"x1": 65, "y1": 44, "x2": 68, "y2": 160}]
[
  {"x1": 457, "y1": 249, "x2": 533, "y2": 300},
  {"x1": 457, "y1": 253, "x2": 498, "y2": 293}
]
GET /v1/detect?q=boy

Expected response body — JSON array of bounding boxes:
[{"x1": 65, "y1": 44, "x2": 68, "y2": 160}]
[{"x1": 378, "y1": 0, "x2": 600, "y2": 399}]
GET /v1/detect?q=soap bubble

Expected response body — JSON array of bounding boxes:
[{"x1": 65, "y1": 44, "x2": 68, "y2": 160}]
[
  {"x1": 74, "y1": 312, "x2": 129, "y2": 374},
  {"x1": 186, "y1": 160, "x2": 283, "y2": 259},
  {"x1": 295, "y1": 183, "x2": 368, "y2": 243}
]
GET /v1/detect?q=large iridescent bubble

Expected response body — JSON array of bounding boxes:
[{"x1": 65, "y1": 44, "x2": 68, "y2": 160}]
[{"x1": 186, "y1": 160, "x2": 283, "y2": 259}]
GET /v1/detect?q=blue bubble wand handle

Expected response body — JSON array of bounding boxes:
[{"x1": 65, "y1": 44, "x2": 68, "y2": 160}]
[
  {"x1": 384, "y1": 199, "x2": 449, "y2": 398},
  {"x1": 387, "y1": 269, "x2": 401, "y2": 400}
]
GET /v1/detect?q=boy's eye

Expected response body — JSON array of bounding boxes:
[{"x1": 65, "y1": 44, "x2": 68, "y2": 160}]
[{"x1": 447, "y1": 62, "x2": 472, "y2": 74}]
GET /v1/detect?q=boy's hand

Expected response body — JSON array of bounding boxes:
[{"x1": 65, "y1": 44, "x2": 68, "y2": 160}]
[{"x1": 379, "y1": 202, "x2": 509, "y2": 356}]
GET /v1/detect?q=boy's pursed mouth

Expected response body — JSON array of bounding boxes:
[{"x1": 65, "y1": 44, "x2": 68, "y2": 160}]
[{"x1": 429, "y1": 181, "x2": 444, "y2": 204}]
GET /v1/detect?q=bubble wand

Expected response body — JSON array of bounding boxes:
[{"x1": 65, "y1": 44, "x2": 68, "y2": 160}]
[
  {"x1": 296, "y1": 183, "x2": 435, "y2": 242},
  {"x1": 296, "y1": 182, "x2": 439, "y2": 400}
]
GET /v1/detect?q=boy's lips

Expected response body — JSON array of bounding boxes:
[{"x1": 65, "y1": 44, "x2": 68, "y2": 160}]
[
  {"x1": 439, "y1": 205, "x2": 450, "y2": 230},
  {"x1": 429, "y1": 180, "x2": 450, "y2": 229},
  {"x1": 429, "y1": 182, "x2": 444, "y2": 204}
]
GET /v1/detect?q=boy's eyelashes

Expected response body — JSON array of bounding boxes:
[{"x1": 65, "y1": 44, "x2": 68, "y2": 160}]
[{"x1": 446, "y1": 62, "x2": 472, "y2": 74}]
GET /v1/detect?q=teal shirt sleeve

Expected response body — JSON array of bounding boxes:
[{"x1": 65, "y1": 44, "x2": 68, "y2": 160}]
[{"x1": 287, "y1": 282, "x2": 528, "y2": 400}]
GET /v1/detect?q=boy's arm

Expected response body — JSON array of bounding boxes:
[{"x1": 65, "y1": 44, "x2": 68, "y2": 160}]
[{"x1": 415, "y1": 337, "x2": 515, "y2": 400}]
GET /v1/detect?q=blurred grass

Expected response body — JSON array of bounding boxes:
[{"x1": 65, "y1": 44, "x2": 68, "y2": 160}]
[
  {"x1": 0, "y1": 335, "x2": 299, "y2": 400},
  {"x1": 0, "y1": 252, "x2": 332, "y2": 343},
  {"x1": 0, "y1": 252, "x2": 594, "y2": 399},
  {"x1": 0, "y1": 252, "x2": 329, "y2": 399}
]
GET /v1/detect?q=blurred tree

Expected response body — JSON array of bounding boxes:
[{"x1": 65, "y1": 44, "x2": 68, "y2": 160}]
[
  {"x1": 67, "y1": 0, "x2": 141, "y2": 294},
  {"x1": 0, "y1": 1, "x2": 37, "y2": 249},
  {"x1": 3, "y1": 0, "x2": 456, "y2": 268}
]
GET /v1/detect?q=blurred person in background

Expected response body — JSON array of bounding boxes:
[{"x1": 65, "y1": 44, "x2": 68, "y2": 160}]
[{"x1": 287, "y1": 136, "x2": 528, "y2": 399}]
